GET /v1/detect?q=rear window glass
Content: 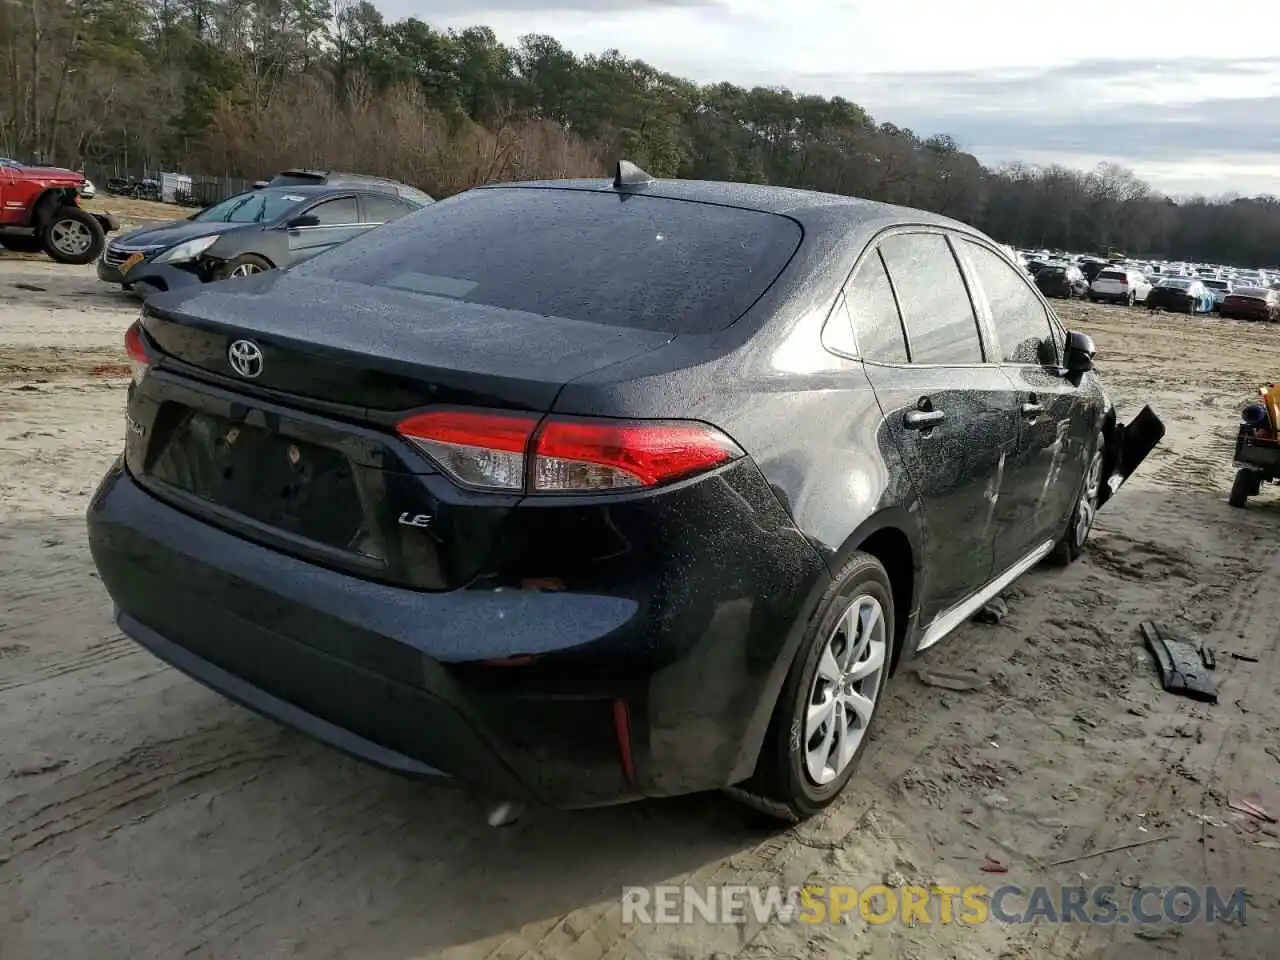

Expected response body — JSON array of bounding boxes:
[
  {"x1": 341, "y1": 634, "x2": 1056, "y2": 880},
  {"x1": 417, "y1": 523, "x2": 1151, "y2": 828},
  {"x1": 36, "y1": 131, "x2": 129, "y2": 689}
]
[
  {"x1": 1097, "y1": 270, "x2": 1127, "y2": 280},
  {"x1": 300, "y1": 187, "x2": 802, "y2": 334},
  {"x1": 878, "y1": 232, "x2": 983, "y2": 364}
]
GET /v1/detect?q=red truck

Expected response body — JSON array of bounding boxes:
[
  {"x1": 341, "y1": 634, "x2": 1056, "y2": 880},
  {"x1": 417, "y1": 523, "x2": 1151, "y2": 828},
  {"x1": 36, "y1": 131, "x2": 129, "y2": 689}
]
[{"x1": 0, "y1": 159, "x2": 119, "y2": 264}]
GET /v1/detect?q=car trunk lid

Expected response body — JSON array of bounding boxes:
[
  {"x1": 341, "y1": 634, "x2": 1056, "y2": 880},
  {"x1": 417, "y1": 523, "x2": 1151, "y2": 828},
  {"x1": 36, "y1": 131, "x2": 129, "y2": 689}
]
[{"x1": 141, "y1": 273, "x2": 674, "y2": 412}]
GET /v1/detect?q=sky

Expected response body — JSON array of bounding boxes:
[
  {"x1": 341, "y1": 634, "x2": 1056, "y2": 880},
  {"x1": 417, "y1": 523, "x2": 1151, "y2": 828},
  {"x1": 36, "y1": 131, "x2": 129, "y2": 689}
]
[{"x1": 378, "y1": 0, "x2": 1280, "y2": 197}]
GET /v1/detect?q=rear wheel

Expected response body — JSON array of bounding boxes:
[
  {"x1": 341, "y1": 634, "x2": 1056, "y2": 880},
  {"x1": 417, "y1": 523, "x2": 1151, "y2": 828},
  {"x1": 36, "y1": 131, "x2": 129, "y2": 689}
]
[
  {"x1": 1126, "y1": 291, "x2": 1136, "y2": 307},
  {"x1": 742, "y1": 552, "x2": 894, "y2": 820},
  {"x1": 42, "y1": 207, "x2": 104, "y2": 265},
  {"x1": 215, "y1": 253, "x2": 273, "y2": 280},
  {"x1": 1049, "y1": 431, "x2": 1105, "y2": 565}
]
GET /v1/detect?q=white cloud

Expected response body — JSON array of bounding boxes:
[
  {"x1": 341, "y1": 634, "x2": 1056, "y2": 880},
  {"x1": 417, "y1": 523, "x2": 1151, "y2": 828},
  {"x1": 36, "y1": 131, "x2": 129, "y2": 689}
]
[{"x1": 380, "y1": 0, "x2": 1280, "y2": 194}]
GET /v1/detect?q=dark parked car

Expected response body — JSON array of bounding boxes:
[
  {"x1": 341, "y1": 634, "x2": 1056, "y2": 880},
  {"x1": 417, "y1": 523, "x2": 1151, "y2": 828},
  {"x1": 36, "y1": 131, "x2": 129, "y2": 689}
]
[
  {"x1": 1220, "y1": 286, "x2": 1280, "y2": 321},
  {"x1": 97, "y1": 183, "x2": 432, "y2": 298},
  {"x1": 1034, "y1": 263, "x2": 1089, "y2": 299},
  {"x1": 1146, "y1": 277, "x2": 1214, "y2": 314},
  {"x1": 265, "y1": 168, "x2": 435, "y2": 206},
  {"x1": 1078, "y1": 259, "x2": 1108, "y2": 283},
  {"x1": 87, "y1": 166, "x2": 1163, "y2": 822}
]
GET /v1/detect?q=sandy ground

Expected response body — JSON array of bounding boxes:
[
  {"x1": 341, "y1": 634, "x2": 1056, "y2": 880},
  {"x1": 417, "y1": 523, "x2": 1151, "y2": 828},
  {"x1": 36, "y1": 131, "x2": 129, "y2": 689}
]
[{"x1": 2, "y1": 258, "x2": 1279, "y2": 960}]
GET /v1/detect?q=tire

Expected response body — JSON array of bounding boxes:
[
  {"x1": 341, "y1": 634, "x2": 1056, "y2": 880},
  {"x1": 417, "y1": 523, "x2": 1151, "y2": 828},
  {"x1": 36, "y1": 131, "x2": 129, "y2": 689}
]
[
  {"x1": 42, "y1": 207, "x2": 105, "y2": 265},
  {"x1": 1126, "y1": 291, "x2": 1136, "y2": 307},
  {"x1": 1048, "y1": 430, "x2": 1105, "y2": 565},
  {"x1": 0, "y1": 235, "x2": 43, "y2": 253},
  {"x1": 214, "y1": 253, "x2": 273, "y2": 280},
  {"x1": 741, "y1": 552, "x2": 895, "y2": 820},
  {"x1": 1228, "y1": 469, "x2": 1254, "y2": 508}
]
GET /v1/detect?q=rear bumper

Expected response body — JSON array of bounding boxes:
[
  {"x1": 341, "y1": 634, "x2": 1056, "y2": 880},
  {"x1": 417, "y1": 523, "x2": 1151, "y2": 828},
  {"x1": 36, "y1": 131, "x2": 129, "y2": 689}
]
[{"x1": 87, "y1": 460, "x2": 824, "y2": 807}]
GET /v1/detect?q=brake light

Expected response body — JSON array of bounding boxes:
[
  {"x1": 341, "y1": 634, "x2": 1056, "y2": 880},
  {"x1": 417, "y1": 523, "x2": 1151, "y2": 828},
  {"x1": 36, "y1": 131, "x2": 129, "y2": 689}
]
[
  {"x1": 124, "y1": 320, "x2": 151, "y2": 384},
  {"x1": 396, "y1": 410, "x2": 744, "y2": 494},
  {"x1": 533, "y1": 418, "x2": 742, "y2": 491}
]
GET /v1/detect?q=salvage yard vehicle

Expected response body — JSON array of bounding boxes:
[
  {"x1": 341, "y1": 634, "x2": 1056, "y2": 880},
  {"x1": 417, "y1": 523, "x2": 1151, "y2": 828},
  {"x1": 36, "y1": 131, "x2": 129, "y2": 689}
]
[
  {"x1": 1146, "y1": 276, "x2": 1216, "y2": 314},
  {"x1": 86, "y1": 163, "x2": 1164, "y2": 823},
  {"x1": 1033, "y1": 262, "x2": 1089, "y2": 299},
  {"x1": 0, "y1": 159, "x2": 119, "y2": 263},
  {"x1": 1088, "y1": 267, "x2": 1151, "y2": 305},
  {"x1": 1229, "y1": 384, "x2": 1280, "y2": 507},
  {"x1": 98, "y1": 182, "x2": 431, "y2": 298},
  {"x1": 1219, "y1": 286, "x2": 1280, "y2": 322}
]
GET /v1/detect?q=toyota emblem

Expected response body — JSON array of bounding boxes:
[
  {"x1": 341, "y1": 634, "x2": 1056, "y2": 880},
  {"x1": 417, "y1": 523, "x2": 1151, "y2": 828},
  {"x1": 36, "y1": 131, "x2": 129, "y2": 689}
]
[{"x1": 227, "y1": 339, "x2": 264, "y2": 379}]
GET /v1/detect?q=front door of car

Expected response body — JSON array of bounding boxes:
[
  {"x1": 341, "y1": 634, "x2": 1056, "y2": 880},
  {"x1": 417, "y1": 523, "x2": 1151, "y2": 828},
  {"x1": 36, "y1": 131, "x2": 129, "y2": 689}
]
[
  {"x1": 286, "y1": 195, "x2": 365, "y2": 262},
  {"x1": 954, "y1": 237, "x2": 1095, "y2": 572},
  {"x1": 849, "y1": 231, "x2": 1023, "y2": 627}
]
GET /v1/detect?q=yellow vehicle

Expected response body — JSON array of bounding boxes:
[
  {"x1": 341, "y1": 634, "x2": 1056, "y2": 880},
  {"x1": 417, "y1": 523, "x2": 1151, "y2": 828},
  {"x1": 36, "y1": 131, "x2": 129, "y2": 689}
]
[{"x1": 1230, "y1": 383, "x2": 1280, "y2": 507}]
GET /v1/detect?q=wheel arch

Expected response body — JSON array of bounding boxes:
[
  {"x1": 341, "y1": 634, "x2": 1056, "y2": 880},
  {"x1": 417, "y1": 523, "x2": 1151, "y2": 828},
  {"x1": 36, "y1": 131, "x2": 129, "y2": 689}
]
[
  {"x1": 732, "y1": 506, "x2": 924, "y2": 783},
  {"x1": 827, "y1": 507, "x2": 923, "y2": 676},
  {"x1": 31, "y1": 188, "x2": 73, "y2": 227}
]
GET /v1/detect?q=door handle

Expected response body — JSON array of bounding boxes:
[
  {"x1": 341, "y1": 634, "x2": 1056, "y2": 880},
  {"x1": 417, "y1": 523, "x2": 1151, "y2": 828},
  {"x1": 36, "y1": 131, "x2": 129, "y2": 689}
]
[
  {"x1": 904, "y1": 409, "x2": 946, "y2": 430},
  {"x1": 1021, "y1": 402, "x2": 1044, "y2": 418}
]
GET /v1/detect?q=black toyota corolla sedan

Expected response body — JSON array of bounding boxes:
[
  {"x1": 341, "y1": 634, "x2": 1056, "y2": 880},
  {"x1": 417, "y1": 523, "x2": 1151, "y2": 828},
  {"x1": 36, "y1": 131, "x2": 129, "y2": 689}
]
[{"x1": 87, "y1": 165, "x2": 1163, "y2": 821}]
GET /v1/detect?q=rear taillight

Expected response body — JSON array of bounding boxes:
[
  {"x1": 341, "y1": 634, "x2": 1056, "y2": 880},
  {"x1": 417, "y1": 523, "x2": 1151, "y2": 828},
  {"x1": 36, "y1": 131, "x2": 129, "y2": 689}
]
[
  {"x1": 124, "y1": 320, "x2": 151, "y2": 385},
  {"x1": 396, "y1": 410, "x2": 744, "y2": 494},
  {"x1": 397, "y1": 410, "x2": 536, "y2": 492}
]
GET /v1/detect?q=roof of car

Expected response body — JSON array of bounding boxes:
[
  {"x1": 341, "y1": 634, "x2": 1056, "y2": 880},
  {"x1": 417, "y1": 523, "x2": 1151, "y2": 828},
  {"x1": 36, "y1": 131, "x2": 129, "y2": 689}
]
[{"x1": 474, "y1": 176, "x2": 981, "y2": 239}]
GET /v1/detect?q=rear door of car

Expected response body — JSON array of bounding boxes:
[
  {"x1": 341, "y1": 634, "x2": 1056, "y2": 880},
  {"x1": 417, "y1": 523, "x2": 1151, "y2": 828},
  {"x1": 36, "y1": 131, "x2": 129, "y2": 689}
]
[
  {"x1": 285, "y1": 194, "x2": 364, "y2": 262},
  {"x1": 954, "y1": 238, "x2": 1094, "y2": 572},
  {"x1": 849, "y1": 229, "x2": 1023, "y2": 630}
]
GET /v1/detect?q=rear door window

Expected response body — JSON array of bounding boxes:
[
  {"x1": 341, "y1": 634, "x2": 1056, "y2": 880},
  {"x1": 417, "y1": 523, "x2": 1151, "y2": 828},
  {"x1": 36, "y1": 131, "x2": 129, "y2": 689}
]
[
  {"x1": 360, "y1": 194, "x2": 415, "y2": 224},
  {"x1": 301, "y1": 187, "x2": 803, "y2": 334},
  {"x1": 842, "y1": 249, "x2": 907, "y2": 363},
  {"x1": 307, "y1": 196, "x2": 360, "y2": 225},
  {"x1": 958, "y1": 239, "x2": 1058, "y2": 365},
  {"x1": 878, "y1": 232, "x2": 984, "y2": 364}
]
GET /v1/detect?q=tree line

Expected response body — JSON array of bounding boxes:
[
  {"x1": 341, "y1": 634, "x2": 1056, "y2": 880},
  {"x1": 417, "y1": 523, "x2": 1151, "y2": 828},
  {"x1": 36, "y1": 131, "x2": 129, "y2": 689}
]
[{"x1": 3, "y1": 0, "x2": 1278, "y2": 266}]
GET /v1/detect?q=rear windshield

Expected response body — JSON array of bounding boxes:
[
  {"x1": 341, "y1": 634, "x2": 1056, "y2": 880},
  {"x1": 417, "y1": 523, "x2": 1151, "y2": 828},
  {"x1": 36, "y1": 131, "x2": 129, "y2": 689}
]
[
  {"x1": 1160, "y1": 278, "x2": 1191, "y2": 288},
  {"x1": 1097, "y1": 270, "x2": 1127, "y2": 280},
  {"x1": 300, "y1": 186, "x2": 803, "y2": 334},
  {"x1": 1204, "y1": 280, "x2": 1228, "y2": 289}
]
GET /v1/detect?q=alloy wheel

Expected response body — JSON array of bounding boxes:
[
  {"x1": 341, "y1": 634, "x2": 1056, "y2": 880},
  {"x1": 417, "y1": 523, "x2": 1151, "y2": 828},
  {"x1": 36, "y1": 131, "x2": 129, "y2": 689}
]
[
  {"x1": 228, "y1": 262, "x2": 262, "y2": 278},
  {"x1": 50, "y1": 219, "x2": 92, "y2": 257},
  {"x1": 803, "y1": 594, "x2": 887, "y2": 785},
  {"x1": 1075, "y1": 447, "x2": 1104, "y2": 546}
]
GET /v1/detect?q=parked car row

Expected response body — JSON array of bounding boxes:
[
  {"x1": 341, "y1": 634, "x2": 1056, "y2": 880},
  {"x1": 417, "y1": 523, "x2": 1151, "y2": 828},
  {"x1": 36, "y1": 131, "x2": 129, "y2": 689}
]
[{"x1": 1018, "y1": 249, "x2": 1277, "y2": 319}]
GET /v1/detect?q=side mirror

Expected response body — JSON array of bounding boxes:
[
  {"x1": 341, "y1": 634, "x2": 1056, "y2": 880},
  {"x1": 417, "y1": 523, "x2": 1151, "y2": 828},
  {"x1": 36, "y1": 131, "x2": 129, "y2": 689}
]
[
  {"x1": 1064, "y1": 330, "x2": 1096, "y2": 374},
  {"x1": 286, "y1": 214, "x2": 320, "y2": 229}
]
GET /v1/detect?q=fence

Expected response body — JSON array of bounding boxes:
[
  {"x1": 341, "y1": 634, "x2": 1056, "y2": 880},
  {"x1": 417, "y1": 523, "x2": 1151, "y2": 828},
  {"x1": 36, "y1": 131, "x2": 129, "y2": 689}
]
[{"x1": 81, "y1": 163, "x2": 257, "y2": 207}]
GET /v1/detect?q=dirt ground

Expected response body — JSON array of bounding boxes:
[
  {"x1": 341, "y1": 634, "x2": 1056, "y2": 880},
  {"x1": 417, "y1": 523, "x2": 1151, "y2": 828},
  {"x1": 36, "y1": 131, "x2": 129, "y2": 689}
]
[
  {"x1": 2, "y1": 256, "x2": 1278, "y2": 960},
  {"x1": 82, "y1": 195, "x2": 190, "y2": 228}
]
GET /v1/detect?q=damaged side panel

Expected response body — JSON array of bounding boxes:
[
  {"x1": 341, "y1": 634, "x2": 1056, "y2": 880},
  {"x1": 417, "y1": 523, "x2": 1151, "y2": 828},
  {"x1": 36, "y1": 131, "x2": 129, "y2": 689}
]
[{"x1": 1098, "y1": 404, "x2": 1165, "y2": 508}]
